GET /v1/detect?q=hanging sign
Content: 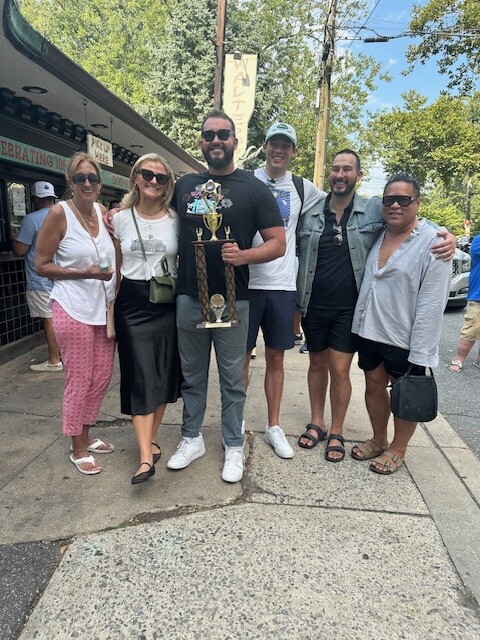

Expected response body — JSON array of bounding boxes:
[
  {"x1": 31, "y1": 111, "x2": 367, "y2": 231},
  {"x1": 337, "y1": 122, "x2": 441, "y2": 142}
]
[{"x1": 87, "y1": 134, "x2": 113, "y2": 167}]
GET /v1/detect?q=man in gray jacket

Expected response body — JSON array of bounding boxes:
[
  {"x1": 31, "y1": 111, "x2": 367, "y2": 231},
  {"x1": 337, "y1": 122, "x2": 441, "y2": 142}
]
[{"x1": 296, "y1": 150, "x2": 454, "y2": 462}]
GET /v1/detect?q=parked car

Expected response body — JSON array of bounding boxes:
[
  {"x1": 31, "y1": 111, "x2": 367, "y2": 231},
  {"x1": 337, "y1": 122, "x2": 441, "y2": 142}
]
[
  {"x1": 457, "y1": 236, "x2": 472, "y2": 254},
  {"x1": 447, "y1": 248, "x2": 470, "y2": 308}
]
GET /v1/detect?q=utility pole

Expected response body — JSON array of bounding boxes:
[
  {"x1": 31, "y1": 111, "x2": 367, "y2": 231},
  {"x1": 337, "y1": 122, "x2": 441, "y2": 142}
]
[
  {"x1": 214, "y1": 0, "x2": 227, "y2": 110},
  {"x1": 313, "y1": 0, "x2": 337, "y2": 189}
]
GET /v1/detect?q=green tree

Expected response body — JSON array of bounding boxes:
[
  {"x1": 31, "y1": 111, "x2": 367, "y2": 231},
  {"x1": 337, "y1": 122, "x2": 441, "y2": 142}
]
[
  {"x1": 19, "y1": 0, "x2": 166, "y2": 112},
  {"x1": 365, "y1": 90, "x2": 480, "y2": 229},
  {"x1": 407, "y1": 0, "x2": 480, "y2": 94},
  {"x1": 20, "y1": 0, "x2": 388, "y2": 178},
  {"x1": 365, "y1": 90, "x2": 480, "y2": 187}
]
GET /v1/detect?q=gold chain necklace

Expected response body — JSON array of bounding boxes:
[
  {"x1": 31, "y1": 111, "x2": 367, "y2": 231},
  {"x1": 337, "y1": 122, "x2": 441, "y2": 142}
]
[
  {"x1": 69, "y1": 199, "x2": 96, "y2": 228},
  {"x1": 136, "y1": 205, "x2": 163, "y2": 218}
]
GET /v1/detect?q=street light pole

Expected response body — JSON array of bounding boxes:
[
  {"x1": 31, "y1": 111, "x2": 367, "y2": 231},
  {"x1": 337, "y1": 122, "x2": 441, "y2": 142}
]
[
  {"x1": 214, "y1": 0, "x2": 227, "y2": 110},
  {"x1": 313, "y1": 0, "x2": 337, "y2": 189}
]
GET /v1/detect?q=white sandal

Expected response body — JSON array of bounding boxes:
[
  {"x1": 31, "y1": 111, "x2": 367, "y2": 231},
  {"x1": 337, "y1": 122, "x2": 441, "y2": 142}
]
[
  {"x1": 69, "y1": 453, "x2": 101, "y2": 475},
  {"x1": 69, "y1": 438, "x2": 114, "y2": 455},
  {"x1": 87, "y1": 438, "x2": 115, "y2": 454},
  {"x1": 448, "y1": 360, "x2": 463, "y2": 373}
]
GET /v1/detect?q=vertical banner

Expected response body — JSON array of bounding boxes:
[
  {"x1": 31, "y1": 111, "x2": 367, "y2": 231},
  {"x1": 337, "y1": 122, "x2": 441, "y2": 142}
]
[{"x1": 223, "y1": 54, "x2": 258, "y2": 164}]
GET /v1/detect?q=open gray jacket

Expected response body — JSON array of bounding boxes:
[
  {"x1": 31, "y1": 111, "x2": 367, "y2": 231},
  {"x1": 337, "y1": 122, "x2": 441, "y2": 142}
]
[{"x1": 295, "y1": 193, "x2": 383, "y2": 315}]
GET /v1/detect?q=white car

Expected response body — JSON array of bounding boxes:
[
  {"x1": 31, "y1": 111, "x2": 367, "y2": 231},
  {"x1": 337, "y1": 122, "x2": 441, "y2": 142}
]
[{"x1": 447, "y1": 248, "x2": 470, "y2": 308}]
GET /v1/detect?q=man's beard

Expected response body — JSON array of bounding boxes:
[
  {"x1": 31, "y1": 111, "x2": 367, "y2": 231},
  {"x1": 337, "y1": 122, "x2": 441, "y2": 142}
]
[
  {"x1": 330, "y1": 179, "x2": 355, "y2": 197},
  {"x1": 203, "y1": 145, "x2": 234, "y2": 170}
]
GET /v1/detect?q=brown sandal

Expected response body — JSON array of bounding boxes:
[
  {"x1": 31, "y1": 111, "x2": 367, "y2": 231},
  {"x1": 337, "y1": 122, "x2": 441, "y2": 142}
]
[
  {"x1": 298, "y1": 423, "x2": 327, "y2": 449},
  {"x1": 370, "y1": 450, "x2": 404, "y2": 475},
  {"x1": 351, "y1": 439, "x2": 384, "y2": 461},
  {"x1": 324, "y1": 433, "x2": 345, "y2": 462}
]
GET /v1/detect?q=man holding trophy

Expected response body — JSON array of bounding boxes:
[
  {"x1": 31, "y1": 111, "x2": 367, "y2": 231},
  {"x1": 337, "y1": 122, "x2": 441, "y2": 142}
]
[{"x1": 167, "y1": 110, "x2": 286, "y2": 482}]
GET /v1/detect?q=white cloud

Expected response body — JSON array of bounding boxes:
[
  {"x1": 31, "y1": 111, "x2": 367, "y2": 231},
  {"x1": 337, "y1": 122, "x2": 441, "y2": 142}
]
[{"x1": 388, "y1": 58, "x2": 398, "y2": 66}]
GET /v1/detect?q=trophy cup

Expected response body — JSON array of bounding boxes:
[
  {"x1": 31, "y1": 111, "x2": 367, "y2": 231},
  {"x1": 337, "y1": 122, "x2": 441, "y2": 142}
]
[{"x1": 193, "y1": 179, "x2": 239, "y2": 329}]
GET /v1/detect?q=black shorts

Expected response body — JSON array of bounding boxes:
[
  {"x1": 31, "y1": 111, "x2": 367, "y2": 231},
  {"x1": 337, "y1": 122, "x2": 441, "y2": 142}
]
[
  {"x1": 357, "y1": 337, "x2": 425, "y2": 379},
  {"x1": 302, "y1": 307, "x2": 358, "y2": 353},
  {"x1": 247, "y1": 290, "x2": 295, "y2": 351}
]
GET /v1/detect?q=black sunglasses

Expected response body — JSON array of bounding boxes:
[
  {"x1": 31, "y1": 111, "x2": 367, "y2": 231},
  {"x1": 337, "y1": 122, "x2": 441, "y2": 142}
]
[
  {"x1": 201, "y1": 129, "x2": 233, "y2": 142},
  {"x1": 382, "y1": 195, "x2": 417, "y2": 208},
  {"x1": 136, "y1": 168, "x2": 169, "y2": 185},
  {"x1": 333, "y1": 223, "x2": 343, "y2": 246},
  {"x1": 72, "y1": 173, "x2": 101, "y2": 185}
]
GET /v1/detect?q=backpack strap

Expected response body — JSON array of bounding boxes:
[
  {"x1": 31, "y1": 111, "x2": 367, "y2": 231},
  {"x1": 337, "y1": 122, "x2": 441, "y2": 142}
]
[{"x1": 292, "y1": 173, "x2": 305, "y2": 210}]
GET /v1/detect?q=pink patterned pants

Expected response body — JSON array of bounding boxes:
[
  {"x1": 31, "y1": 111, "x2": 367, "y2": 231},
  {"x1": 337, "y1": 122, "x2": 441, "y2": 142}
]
[{"x1": 52, "y1": 301, "x2": 116, "y2": 437}]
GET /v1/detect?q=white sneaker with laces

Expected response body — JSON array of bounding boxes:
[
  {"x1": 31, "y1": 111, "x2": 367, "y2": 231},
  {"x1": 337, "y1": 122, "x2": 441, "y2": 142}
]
[
  {"x1": 30, "y1": 360, "x2": 63, "y2": 372},
  {"x1": 264, "y1": 426, "x2": 294, "y2": 458},
  {"x1": 222, "y1": 446, "x2": 245, "y2": 483},
  {"x1": 167, "y1": 434, "x2": 206, "y2": 470}
]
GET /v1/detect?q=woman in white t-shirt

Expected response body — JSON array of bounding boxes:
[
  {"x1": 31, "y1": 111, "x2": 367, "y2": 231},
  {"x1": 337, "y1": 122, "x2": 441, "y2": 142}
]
[
  {"x1": 36, "y1": 152, "x2": 116, "y2": 476},
  {"x1": 112, "y1": 153, "x2": 181, "y2": 484}
]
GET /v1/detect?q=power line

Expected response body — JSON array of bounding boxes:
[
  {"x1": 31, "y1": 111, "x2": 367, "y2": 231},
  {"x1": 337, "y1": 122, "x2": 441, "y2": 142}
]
[{"x1": 341, "y1": 0, "x2": 383, "y2": 54}]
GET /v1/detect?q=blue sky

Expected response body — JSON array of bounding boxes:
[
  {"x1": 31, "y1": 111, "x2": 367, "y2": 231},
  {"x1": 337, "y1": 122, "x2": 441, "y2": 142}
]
[{"x1": 337, "y1": 0, "x2": 453, "y2": 194}]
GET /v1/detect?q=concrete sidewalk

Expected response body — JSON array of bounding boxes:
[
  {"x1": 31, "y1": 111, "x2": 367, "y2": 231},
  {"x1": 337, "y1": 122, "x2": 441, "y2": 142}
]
[{"x1": 1, "y1": 341, "x2": 480, "y2": 639}]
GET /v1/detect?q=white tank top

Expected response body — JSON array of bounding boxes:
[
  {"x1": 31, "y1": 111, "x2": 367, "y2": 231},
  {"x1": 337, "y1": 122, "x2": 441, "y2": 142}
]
[{"x1": 50, "y1": 201, "x2": 116, "y2": 325}]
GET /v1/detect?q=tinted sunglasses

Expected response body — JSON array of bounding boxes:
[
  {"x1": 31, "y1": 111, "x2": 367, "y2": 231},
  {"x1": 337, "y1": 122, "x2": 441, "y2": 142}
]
[
  {"x1": 382, "y1": 195, "x2": 417, "y2": 208},
  {"x1": 72, "y1": 173, "x2": 101, "y2": 185},
  {"x1": 333, "y1": 223, "x2": 343, "y2": 246},
  {"x1": 201, "y1": 129, "x2": 233, "y2": 142},
  {"x1": 136, "y1": 168, "x2": 169, "y2": 185}
]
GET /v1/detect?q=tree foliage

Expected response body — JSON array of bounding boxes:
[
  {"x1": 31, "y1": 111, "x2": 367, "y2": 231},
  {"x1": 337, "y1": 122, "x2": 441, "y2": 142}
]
[
  {"x1": 19, "y1": 0, "x2": 388, "y2": 179},
  {"x1": 407, "y1": 0, "x2": 480, "y2": 94},
  {"x1": 19, "y1": 0, "x2": 166, "y2": 112},
  {"x1": 365, "y1": 90, "x2": 480, "y2": 229}
]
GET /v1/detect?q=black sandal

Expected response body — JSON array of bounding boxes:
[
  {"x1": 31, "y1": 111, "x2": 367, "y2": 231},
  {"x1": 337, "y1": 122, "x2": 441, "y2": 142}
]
[
  {"x1": 152, "y1": 442, "x2": 162, "y2": 464},
  {"x1": 131, "y1": 462, "x2": 155, "y2": 485},
  {"x1": 324, "y1": 433, "x2": 345, "y2": 462},
  {"x1": 298, "y1": 423, "x2": 328, "y2": 449}
]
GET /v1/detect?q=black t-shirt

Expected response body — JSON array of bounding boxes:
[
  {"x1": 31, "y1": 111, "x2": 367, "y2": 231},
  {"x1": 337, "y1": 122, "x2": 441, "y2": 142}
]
[
  {"x1": 172, "y1": 169, "x2": 283, "y2": 300},
  {"x1": 309, "y1": 195, "x2": 358, "y2": 310}
]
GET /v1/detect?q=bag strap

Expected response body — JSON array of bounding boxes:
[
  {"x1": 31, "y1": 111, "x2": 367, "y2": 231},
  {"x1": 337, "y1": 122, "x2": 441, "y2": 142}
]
[
  {"x1": 160, "y1": 257, "x2": 171, "y2": 277},
  {"x1": 292, "y1": 174, "x2": 305, "y2": 210},
  {"x1": 130, "y1": 208, "x2": 148, "y2": 263},
  {"x1": 404, "y1": 364, "x2": 435, "y2": 378}
]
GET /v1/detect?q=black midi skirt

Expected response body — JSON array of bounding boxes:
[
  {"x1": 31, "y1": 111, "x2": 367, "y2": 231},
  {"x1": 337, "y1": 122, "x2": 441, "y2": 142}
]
[{"x1": 115, "y1": 278, "x2": 181, "y2": 416}]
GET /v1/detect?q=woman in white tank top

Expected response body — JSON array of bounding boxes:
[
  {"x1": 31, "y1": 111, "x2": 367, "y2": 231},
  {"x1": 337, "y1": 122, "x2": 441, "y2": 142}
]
[{"x1": 36, "y1": 152, "x2": 116, "y2": 476}]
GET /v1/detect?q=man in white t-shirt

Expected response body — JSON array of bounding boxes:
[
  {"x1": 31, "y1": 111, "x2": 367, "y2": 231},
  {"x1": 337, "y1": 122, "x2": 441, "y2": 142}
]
[{"x1": 244, "y1": 123, "x2": 325, "y2": 458}]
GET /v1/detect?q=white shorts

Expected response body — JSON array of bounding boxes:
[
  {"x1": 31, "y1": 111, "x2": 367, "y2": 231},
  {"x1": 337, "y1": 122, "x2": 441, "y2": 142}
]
[{"x1": 26, "y1": 290, "x2": 52, "y2": 319}]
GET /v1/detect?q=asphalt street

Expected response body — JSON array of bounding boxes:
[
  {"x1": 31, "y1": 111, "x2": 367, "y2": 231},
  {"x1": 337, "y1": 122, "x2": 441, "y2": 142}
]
[{"x1": 438, "y1": 306, "x2": 480, "y2": 459}]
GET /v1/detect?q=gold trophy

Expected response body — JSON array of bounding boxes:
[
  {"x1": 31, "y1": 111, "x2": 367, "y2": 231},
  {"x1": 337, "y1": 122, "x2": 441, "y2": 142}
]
[{"x1": 193, "y1": 179, "x2": 239, "y2": 329}]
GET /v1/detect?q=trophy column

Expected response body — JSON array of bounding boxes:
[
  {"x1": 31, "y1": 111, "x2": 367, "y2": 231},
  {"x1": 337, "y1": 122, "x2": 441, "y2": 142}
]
[{"x1": 192, "y1": 179, "x2": 240, "y2": 329}]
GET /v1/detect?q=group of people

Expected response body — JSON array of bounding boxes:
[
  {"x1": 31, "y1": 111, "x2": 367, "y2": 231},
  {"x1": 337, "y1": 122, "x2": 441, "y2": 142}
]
[{"x1": 25, "y1": 108, "x2": 455, "y2": 484}]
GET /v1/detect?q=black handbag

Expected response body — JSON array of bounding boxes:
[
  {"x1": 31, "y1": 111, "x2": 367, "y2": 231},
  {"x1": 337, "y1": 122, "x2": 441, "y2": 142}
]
[
  {"x1": 131, "y1": 208, "x2": 176, "y2": 304},
  {"x1": 390, "y1": 365, "x2": 438, "y2": 422}
]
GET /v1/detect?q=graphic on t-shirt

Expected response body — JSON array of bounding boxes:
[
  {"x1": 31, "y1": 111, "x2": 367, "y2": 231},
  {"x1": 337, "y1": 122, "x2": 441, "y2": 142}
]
[
  {"x1": 270, "y1": 188, "x2": 291, "y2": 228},
  {"x1": 131, "y1": 237, "x2": 167, "y2": 253},
  {"x1": 185, "y1": 184, "x2": 233, "y2": 217}
]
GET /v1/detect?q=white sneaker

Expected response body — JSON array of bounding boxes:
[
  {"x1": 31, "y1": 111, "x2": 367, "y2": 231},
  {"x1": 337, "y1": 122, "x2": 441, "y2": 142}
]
[
  {"x1": 30, "y1": 360, "x2": 63, "y2": 372},
  {"x1": 167, "y1": 434, "x2": 206, "y2": 470},
  {"x1": 264, "y1": 426, "x2": 294, "y2": 459},
  {"x1": 222, "y1": 446, "x2": 245, "y2": 483}
]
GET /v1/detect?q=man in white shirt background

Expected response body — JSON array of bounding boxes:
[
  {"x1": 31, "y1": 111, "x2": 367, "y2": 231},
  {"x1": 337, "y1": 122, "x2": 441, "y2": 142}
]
[{"x1": 244, "y1": 123, "x2": 324, "y2": 458}]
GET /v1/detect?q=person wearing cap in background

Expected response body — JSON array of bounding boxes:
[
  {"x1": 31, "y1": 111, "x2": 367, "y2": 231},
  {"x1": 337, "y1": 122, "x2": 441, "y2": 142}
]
[
  {"x1": 12, "y1": 181, "x2": 63, "y2": 372},
  {"x1": 243, "y1": 122, "x2": 325, "y2": 459}
]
